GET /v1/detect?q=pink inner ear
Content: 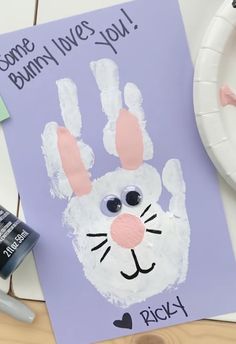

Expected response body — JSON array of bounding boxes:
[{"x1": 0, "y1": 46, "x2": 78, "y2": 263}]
[
  {"x1": 57, "y1": 127, "x2": 92, "y2": 197},
  {"x1": 116, "y1": 109, "x2": 144, "y2": 170}
]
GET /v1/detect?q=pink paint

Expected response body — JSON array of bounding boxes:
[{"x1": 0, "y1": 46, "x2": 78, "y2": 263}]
[
  {"x1": 111, "y1": 213, "x2": 145, "y2": 249},
  {"x1": 220, "y1": 85, "x2": 236, "y2": 107},
  {"x1": 116, "y1": 109, "x2": 143, "y2": 170},
  {"x1": 57, "y1": 127, "x2": 92, "y2": 197}
]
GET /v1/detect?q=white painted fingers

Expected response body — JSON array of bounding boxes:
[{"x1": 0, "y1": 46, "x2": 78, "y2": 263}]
[
  {"x1": 90, "y1": 58, "x2": 122, "y2": 157},
  {"x1": 162, "y1": 159, "x2": 187, "y2": 218},
  {"x1": 124, "y1": 82, "x2": 153, "y2": 160},
  {"x1": 42, "y1": 78, "x2": 94, "y2": 199}
]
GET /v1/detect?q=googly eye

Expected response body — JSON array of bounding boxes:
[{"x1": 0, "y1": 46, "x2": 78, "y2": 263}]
[
  {"x1": 101, "y1": 195, "x2": 122, "y2": 217},
  {"x1": 121, "y1": 186, "x2": 143, "y2": 207}
]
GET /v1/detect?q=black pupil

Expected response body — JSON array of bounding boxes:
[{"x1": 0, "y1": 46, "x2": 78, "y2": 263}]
[
  {"x1": 126, "y1": 191, "x2": 141, "y2": 206},
  {"x1": 107, "y1": 197, "x2": 122, "y2": 213}
]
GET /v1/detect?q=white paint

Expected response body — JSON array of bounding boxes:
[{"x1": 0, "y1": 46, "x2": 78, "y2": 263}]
[
  {"x1": 41, "y1": 79, "x2": 95, "y2": 199},
  {"x1": 90, "y1": 59, "x2": 122, "y2": 157},
  {"x1": 124, "y1": 83, "x2": 154, "y2": 160},
  {"x1": 90, "y1": 59, "x2": 154, "y2": 160},
  {"x1": 56, "y1": 78, "x2": 82, "y2": 138},
  {"x1": 64, "y1": 162, "x2": 190, "y2": 307},
  {"x1": 78, "y1": 141, "x2": 95, "y2": 171},
  {"x1": 42, "y1": 59, "x2": 191, "y2": 307},
  {"x1": 162, "y1": 159, "x2": 187, "y2": 219},
  {"x1": 41, "y1": 122, "x2": 73, "y2": 199},
  {"x1": 56, "y1": 78, "x2": 95, "y2": 169},
  {"x1": 10, "y1": 0, "x2": 235, "y2": 322}
]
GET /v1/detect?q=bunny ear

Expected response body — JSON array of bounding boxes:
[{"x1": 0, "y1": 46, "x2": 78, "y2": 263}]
[
  {"x1": 90, "y1": 59, "x2": 154, "y2": 167},
  {"x1": 42, "y1": 122, "x2": 73, "y2": 199},
  {"x1": 116, "y1": 109, "x2": 144, "y2": 170},
  {"x1": 57, "y1": 127, "x2": 92, "y2": 197},
  {"x1": 42, "y1": 78, "x2": 94, "y2": 199},
  {"x1": 124, "y1": 83, "x2": 153, "y2": 160}
]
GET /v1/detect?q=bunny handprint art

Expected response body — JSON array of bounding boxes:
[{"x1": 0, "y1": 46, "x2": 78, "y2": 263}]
[
  {"x1": 42, "y1": 58, "x2": 190, "y2": 308},
  {"x1": 3, "y1": 1, "x2": 236, "y2": 343}
]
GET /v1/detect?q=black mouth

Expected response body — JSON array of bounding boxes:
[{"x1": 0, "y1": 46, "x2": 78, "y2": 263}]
[
  {"x1": 87, "y1": 204, "x2": 161, "y2": 269},
  {"x1": 120, "y1": 249, "x2": 156, "y2": 280}
]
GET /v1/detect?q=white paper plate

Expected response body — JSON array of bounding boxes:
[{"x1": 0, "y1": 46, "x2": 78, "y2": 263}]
[{"x1": 194, "y1": 0, "x2": 236, "y2": 190}]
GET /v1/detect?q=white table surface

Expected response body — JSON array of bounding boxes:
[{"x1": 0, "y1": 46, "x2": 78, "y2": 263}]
[{"x1": 0, "y1": 0, "x2": 235, "y2": 321}]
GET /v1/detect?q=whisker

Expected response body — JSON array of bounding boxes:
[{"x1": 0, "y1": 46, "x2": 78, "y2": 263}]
[
  {"x1": 91, "y1": 239, "x2": 108, "y2": 251},
  {"x1": 140, "y1": 204, "x2": 151, "y2": 218},
  {"x1": 144, "y1": 214, "x2": 157, "y2": 224},
  {"x1": 146, "y1": 229, "x2": 162, "y2": 235},
  {"x1": 100, "y1": 246, "x2": 111, "y2": 263},
  {"x1": 87, "y1": 233, "x2": 107, "y2": 237}
]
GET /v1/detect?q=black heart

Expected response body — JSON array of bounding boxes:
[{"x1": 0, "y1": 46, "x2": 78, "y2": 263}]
[{"x1": 113, "y1": 313, "x2": 132, "y2": 330}]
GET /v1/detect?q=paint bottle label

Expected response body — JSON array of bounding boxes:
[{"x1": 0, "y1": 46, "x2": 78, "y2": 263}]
[{"x1": 0, "y1": 206, "x2": 39, "y2": 279}]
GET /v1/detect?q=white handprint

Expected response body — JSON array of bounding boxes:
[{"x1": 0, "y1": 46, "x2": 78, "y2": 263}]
[{"x1": 42, "y1": 58, "x2": 190, "y2": 308}]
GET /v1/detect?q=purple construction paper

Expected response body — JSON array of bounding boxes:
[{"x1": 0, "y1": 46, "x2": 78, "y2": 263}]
[{"x1": 1, "y1": 0, "x2": 236, "y2": 343}]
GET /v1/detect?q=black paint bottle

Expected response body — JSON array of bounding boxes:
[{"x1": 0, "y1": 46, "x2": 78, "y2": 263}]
[{"x1": 0, "y1": 205, "x2": 39, "y2": 279}]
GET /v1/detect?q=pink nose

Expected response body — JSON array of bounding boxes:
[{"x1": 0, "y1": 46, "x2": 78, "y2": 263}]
[{"x1": 111, "y1": 214, "x2": 145, "y2": 249}]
